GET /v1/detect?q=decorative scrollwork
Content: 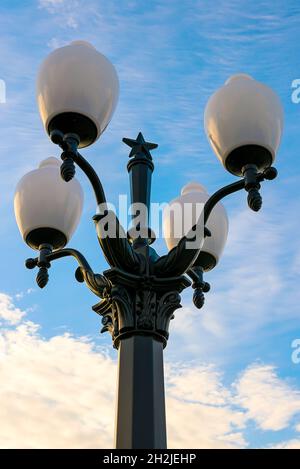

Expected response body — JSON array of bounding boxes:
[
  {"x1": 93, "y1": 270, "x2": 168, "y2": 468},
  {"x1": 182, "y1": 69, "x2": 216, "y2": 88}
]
[
  {"x1": 111, "y1": 284, "x2": 134, "y2": 333},
  {"x1": 93, "y1": 284, "x2": 134, "y2": 342},
  {"x1": 75, "y1": 267, "x2": 109, "y2": 298},
  {"x1": 156, "y1": 291, "x2": 181, "y2": 338}
]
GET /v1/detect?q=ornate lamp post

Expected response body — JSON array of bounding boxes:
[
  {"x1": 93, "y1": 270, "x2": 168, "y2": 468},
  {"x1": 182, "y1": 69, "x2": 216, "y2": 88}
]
[{"x1": 14, "y1": 42, "x2": 283, "y2": 449}]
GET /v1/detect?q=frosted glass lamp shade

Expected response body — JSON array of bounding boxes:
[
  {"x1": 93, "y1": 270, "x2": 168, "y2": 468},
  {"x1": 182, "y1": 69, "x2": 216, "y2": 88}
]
[
  {"x1": 163, "y1": 182, "x2": 228, "y2": 271},
  {"x1": 37, "y1": 41, "x2": 119, "y2": 148},
  {"x1": 204, "y1": 74, "x2": 284, "y2": 176},
  {"x1": 14, "y1": 157, "x2": 83, "y2": 250}
]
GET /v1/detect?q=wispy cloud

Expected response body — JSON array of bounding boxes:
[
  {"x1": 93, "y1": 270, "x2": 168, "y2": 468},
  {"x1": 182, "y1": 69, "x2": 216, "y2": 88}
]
[{"x1": 38, "y1": 0, "x2": 80, "y2": 29}]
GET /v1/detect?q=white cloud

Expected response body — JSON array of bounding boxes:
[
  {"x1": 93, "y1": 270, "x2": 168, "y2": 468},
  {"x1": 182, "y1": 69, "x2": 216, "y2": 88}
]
[
  {"x1": 167, "y1": 363, "x2": 231, "y2": 406},
  {"x1": 0, "y1": 319, "x2": 116, "y2": 448},
  {"x1": 0, "y1": 293, "x2": 25, "y2": 325},
  {"x1": 0, "y1": 296, "x2": 245, "y2": 449},
  {"x1": 234, "y1": 364, "x2": 300, "y2": 431},
  {"x1": 166, "y1": 363, "x2": 246, "y2": 449},
  {"x1": 1, "y1": 293, "x2": 300, "y2": 448},
  {"x1": 167, "y1": 396, "x2": 246, "y2": 449}
]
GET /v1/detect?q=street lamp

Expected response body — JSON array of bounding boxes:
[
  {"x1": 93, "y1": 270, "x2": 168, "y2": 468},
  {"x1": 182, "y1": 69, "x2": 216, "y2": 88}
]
[{"x1": 14, "y1": 41, "x2": 283, "y2": 449}]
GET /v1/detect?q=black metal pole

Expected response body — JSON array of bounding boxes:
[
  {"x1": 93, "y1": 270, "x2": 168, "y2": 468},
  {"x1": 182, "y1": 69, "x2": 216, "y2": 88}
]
[
  {"x1": 127, "y1": 156, "x2": 153, "y2": 229},
  {"x1": 113, "y1": 134, "x2": 167, "y2": 449},
  {"x1": 115, "y1": 335, "x2": 167, "y2": 449},
  {"x1": 124, "y1": 132, "x2": 157, "y2": 240}
]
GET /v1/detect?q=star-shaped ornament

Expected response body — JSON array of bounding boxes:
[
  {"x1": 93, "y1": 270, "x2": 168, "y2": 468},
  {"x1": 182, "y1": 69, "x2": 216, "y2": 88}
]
[{"x1": 123, "y1": 132, "x2": 158, "y2": 160}]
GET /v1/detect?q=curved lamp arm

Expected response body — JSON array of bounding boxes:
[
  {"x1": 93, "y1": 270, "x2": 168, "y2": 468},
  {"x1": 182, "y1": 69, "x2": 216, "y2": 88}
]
[
  {"x1": 203, "y1": 179, "x2": 244, "y2": 224},
  {"x1": 25, "y1": 246, "x2": 109, "y2": 297},
  {"x1": 47, "y1": 247, "x2": 93, "y2": 269},
  {"x1": 153, "y1": 165, "x2": 277, "y2": 278},
  {"x1": 49, "y1": 130, "x2": 141, "y2": 272},
  {"x1": 73, "y1": 151, "x2": 107, "y2": 208},
  {"x1": 50, "y1": 130, "x2": 107, "y2": 208}
]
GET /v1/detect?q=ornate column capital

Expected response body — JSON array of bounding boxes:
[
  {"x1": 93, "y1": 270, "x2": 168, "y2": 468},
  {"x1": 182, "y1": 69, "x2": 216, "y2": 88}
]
[{"x1": 92, "y1": 267, "x2": 191, "y2": 348}]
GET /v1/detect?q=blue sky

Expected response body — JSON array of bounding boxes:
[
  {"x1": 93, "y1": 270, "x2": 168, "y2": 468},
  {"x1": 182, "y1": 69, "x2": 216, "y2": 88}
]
[{"x1": 0, "y1": 0, "x2": 300, "y2": 449}]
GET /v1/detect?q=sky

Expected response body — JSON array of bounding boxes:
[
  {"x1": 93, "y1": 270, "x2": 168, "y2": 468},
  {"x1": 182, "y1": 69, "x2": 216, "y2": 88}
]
[{"x1": 0, "y1": 0, "x2": 300, "y2": 449}]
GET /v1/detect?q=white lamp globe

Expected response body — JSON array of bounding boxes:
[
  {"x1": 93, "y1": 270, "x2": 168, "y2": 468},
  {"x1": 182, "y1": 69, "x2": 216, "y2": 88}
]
[
  {"x1": 14, "y1": 157, "x2": 83, "y2": 250},
  {"x1": 37, "y1": 40, "x2": 119, "y2": 148},
  {"x1": 163, "y1": 182, "x2": 228, "y2": 271},
  {"x1": 204, "y1": 74, "x2": 284, "y2": 176}
]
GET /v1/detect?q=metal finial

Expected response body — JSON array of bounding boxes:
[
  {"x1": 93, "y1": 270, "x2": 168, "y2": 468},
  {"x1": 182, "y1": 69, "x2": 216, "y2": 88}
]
[{"x1": 123, "y1": 132, "x2": 158, "y2": 160}]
